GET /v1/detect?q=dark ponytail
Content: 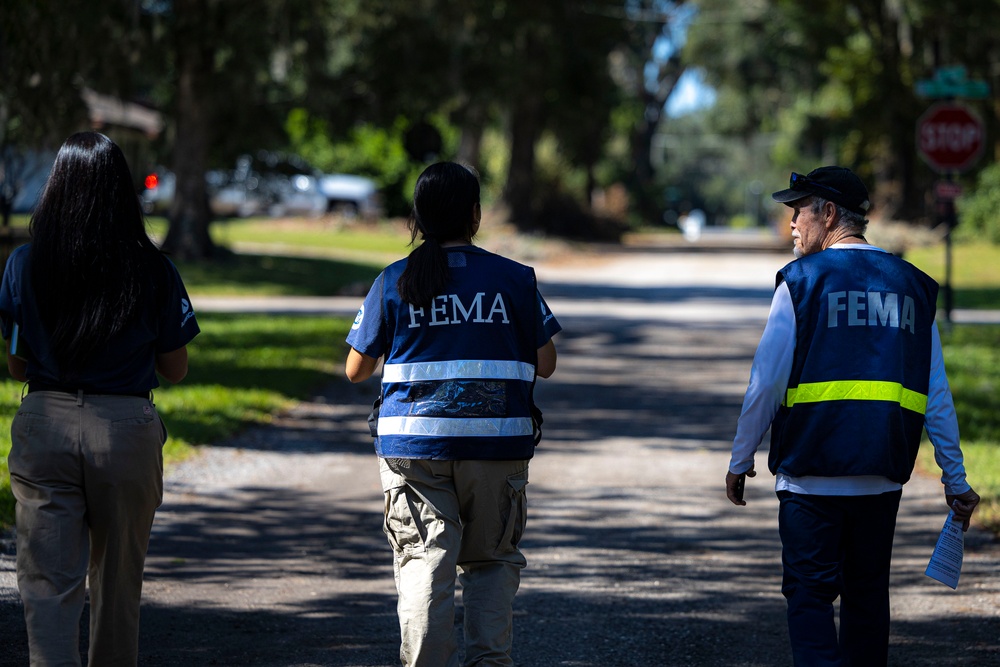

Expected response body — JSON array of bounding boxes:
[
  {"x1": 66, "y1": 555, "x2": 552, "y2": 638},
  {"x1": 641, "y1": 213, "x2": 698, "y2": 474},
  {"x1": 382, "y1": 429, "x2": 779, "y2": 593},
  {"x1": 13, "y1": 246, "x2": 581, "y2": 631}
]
[{"x1": 397, "y1": 162, "x2": 480, "y2": 308}]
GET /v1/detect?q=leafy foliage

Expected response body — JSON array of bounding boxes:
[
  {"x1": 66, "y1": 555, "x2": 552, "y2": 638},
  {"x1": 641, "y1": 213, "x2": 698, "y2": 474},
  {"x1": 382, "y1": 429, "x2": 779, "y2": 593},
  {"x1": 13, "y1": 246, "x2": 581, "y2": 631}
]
[
  {"x1": 956, "y1": 163, "x2": 1000, "y2": 244},
  {"x1": 0, "y1": 0, "x2": 698, "y2": 239},
  {"x1": 286, "y1": 109, "x2": 458, "y2": 216},
  {"x1": 941, "y1": 325, "x2": 1000, "y2": 443},
  {"x1": 920, "y1": 324, "x2": 1000, "y2": 532},
  {"x1": 682, "y1": 0, "x2": 1000, "y2": 223}
]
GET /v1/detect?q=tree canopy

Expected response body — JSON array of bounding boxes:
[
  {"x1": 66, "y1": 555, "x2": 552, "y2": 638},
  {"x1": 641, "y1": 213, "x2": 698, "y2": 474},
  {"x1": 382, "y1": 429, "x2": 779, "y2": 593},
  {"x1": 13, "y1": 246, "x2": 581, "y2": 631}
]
[
  {"x1": 681, "y1": 0, "x2": 1000, "y2": 223},
  {"x1": 2, "y1": 0, "x2": 999, "y2": 250}
]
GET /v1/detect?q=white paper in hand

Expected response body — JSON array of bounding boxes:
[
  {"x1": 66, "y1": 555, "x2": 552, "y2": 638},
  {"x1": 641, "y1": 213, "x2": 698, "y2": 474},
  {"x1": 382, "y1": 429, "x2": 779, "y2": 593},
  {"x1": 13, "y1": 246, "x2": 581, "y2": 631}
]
[{"x1": 925, "y1": 509, "x2": 964, "y2": 589}]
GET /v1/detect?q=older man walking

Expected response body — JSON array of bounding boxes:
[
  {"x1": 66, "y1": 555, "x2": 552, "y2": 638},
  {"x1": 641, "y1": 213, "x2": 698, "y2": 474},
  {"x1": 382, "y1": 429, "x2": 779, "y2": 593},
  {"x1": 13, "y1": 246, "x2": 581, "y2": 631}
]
[{"x1": 726, "y1": 166, "x2": 980, "y2": 666}]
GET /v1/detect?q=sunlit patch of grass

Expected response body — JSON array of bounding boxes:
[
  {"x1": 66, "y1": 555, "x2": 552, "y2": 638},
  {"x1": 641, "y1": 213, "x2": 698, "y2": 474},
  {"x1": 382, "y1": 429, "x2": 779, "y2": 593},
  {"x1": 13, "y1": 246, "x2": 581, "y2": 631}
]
[
  {"x1": 173, "y1": 252, "x2": 381, "y2": 297},
  {"x1": 916, "y1": 324, "x2": 1000, "y2": 534},
  {"x1": 906, "y1": 242, "x2": 1000, "y2": 310}
]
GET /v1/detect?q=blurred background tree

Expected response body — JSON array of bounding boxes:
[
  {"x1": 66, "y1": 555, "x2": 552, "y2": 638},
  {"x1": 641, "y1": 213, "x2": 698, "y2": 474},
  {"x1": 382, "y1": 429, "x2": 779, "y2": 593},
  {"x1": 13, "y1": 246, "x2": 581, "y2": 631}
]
[
  {"x1": 0, "y1": 0, "x2": 140, "y2": 225},
  {"x1": 681, "y1": 0, "x2": 1000, "y2": 225},
  {"x1": 2, "y1": 0, "x2": 999, "y2": 257}
]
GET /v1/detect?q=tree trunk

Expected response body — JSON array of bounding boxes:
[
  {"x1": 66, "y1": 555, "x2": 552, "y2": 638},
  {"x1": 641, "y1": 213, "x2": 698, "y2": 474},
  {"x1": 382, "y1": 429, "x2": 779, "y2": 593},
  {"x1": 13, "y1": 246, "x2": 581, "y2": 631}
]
[
  {"x1": 501, "y1": 25, "x2": 546, "y2": 230},
  {"x1": 503, "y1": 96, "x2": 542, "y2": 229},
  {"x1": 630, "y1": 58, "x2": 682, "y2": 225},
  {"x1": 585, "y1": 161, "x2": 596, "y2": 209},
  {"x1": 456, "y1": 110, "x2": 485, "y2": 173},
  {"x1": 876, "y1": 2, "x2": 918, "y2": 220},
  {"x1": 161, "y1": 0, "x2": 215, "y2": 260},
  {"x1": 629, "y1": 101, "x2": 659, "y2": 218}
]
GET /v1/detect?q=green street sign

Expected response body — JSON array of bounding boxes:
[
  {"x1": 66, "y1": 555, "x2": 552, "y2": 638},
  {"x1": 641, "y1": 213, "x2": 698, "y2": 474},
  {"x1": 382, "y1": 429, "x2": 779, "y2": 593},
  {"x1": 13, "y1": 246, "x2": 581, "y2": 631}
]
[{"x1": 916, "y1": 65, "x2": 990, "y2": 99}]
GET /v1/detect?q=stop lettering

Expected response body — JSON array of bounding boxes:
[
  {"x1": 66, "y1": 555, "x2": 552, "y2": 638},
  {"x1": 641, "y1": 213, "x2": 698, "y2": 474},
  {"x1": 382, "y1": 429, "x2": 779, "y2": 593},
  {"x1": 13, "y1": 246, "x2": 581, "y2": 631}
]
[{"x1": 917, "y1": 103, "x2": 985, "y2": 173}]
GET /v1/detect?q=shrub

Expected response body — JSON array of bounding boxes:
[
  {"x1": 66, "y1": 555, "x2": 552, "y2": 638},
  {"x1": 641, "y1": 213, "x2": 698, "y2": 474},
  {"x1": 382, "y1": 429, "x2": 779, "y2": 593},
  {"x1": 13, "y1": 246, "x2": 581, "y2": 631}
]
[{"x1": 956, "y1": 163, "x2": 1000, "y2": 243}]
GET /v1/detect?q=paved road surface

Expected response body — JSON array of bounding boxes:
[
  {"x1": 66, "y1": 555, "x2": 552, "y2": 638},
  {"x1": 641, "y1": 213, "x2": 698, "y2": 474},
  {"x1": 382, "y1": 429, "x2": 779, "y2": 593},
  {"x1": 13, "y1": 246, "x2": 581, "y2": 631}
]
[{"x1": 1, "y1": 248, "x2": 998, "y2": 666}]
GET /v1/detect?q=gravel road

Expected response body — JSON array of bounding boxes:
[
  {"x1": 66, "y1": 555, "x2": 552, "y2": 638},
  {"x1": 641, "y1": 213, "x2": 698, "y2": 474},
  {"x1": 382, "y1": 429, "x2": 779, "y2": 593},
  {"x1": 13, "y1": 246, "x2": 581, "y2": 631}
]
[{"x1": 1, "y1": 246, "x2": 998, "y2": 666}]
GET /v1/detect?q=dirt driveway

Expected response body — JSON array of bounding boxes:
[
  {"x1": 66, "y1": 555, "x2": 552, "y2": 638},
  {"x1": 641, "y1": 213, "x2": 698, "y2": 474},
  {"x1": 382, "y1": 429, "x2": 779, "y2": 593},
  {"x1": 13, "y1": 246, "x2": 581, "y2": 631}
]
[{"x1": 1, "y1": 246, "x2": 998, "y2": 666}]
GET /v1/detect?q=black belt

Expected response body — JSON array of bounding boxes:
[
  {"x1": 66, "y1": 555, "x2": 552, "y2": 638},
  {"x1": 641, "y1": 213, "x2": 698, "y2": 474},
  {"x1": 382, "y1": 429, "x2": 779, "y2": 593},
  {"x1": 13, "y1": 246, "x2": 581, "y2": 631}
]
[{"x1": 28, "y1": 383, "x2": 151, "y2": 399}]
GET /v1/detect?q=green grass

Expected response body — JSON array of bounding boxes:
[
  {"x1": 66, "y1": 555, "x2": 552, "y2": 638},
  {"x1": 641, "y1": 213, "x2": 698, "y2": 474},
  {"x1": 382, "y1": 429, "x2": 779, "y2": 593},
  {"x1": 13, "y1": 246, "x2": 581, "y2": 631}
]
[
  {"x1": 175, "y1": 252, "x2": 382, "y2": 296},
  {"x1": 12, "y1": 213, "x2": 412, "y2": 258},
  {"x1": 8, "y1": 215, "x2": 403, "y2": 298},
  {"x1": 148, "y1": 216, "x2": 412, "y2": 264},
  {"x1": 157, "y1": 216, "x2": 408, "y2": 297},
  {"x1": 208, "y1": 217, "x2": 410, "y2": 254},
  {"x1": 918, "y1": 325, "x2": 1000, "y2": 532},
  {"x1": 0, "y1": 313, "x2": 354, "y2": 528},
  {"x1": 908, "y1": 243, "x2": 1000, "y2": 532},
  {"x1": 905, "y1": 242, "x2": 1000, "y2": 310}
]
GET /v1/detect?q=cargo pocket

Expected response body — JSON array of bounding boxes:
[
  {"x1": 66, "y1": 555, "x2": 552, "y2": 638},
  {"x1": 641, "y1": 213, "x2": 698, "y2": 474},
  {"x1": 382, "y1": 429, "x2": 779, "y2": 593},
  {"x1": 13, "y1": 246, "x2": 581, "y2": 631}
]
[
  {"x1": 383, "y1": 483, "x2": 427, "y2": 556},
  {"x1": 495, "y1": 470, "x2": 528, "y2": 555}
]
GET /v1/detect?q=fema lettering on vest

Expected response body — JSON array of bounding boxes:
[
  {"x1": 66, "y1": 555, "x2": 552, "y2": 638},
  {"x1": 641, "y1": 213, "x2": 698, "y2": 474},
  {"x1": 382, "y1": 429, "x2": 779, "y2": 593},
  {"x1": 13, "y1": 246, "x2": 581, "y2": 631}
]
[
  {"x1": 408, "y1": 292, "x2": 510, "y2": 328},
  {"x1": 827, "y1": 290, "x2": 916, "y2": 333}
]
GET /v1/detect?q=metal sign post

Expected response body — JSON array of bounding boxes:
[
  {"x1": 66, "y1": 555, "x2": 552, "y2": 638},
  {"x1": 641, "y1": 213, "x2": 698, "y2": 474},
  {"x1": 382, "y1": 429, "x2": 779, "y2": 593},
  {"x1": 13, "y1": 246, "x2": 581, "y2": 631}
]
[
  {"x1": 915, "y1": 66, "x2": 990, "y2": 324},
  {"x1": 933, "y1": 180, "x2": 963, "y2": 322}
]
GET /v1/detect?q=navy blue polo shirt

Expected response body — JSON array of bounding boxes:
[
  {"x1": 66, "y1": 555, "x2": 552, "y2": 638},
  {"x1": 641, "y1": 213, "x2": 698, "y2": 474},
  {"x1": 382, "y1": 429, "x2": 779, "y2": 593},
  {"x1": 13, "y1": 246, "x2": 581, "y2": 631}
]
[{"x1": 0, "y1": 244, "x2": 200, "y2": 393}]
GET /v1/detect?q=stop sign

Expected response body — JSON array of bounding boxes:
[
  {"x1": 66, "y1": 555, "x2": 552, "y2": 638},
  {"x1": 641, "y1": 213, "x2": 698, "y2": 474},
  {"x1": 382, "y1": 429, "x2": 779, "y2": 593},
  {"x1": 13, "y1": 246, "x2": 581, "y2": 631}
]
[{"x1": 917, "y1": 103, "x2": 985, "y2": 173}]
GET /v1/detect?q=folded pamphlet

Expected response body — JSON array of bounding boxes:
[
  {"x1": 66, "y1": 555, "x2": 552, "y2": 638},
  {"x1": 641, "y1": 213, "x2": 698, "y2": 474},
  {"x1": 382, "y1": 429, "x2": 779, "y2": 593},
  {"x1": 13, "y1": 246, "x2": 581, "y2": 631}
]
[{"x1": 925, "y1": 509, "x2": 964, "y2": 589}]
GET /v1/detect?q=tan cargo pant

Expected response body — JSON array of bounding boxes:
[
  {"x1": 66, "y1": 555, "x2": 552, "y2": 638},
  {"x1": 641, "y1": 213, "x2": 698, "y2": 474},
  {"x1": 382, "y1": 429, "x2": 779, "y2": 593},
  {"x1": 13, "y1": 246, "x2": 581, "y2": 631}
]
[
  {"x1": 379, "y1": 457, "x2": 529, "y2": 667},
  {"x1": 8, "y1": 391, "x2": 165, "y2": 666}
]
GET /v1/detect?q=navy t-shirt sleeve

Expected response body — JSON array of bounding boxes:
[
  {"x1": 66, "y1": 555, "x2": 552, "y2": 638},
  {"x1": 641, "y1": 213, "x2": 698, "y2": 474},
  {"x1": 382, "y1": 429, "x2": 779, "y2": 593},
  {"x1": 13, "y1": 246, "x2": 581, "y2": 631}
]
[
  {"x1": 346, "y1": 271, "x2": 387, "y2": 359},
  {"x1": 156, "y1": 257, "x2": 200, "y2": 353},
  {"x1": 536, "y1": 290, "x2": 561, "y2": 347}
]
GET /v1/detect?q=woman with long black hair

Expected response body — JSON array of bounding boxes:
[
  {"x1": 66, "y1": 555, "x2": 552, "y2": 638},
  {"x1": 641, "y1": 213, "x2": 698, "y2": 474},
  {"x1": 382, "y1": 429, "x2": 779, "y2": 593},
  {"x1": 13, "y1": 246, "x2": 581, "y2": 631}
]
[
  {"x1": 1, "y1": 131, "x2": 200, "y2": 665},
  {"x1": 346, "y1": 162, "x2": 560, "y2": 667}
]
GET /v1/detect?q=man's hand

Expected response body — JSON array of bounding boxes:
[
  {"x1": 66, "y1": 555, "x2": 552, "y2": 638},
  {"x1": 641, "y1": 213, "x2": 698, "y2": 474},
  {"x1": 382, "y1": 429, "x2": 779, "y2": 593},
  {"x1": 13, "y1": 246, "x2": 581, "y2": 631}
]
[
  {"x1": 947, "y1": 488, "x2": 981, "y2": 532},
  {"x1": 726, "y1": 468, "x2": 756, "y2": 506}
]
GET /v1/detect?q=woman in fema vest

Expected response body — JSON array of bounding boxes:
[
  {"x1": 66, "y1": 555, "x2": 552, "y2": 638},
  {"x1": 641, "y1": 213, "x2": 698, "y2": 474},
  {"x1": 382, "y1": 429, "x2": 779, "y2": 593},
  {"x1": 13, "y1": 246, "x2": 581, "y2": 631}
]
[
  {"x1": 346, "y1": 161, "x2": 560, "y2": 667},
  {"x1": 0, "y1": 131, "x2": 200, "y2": 665}
]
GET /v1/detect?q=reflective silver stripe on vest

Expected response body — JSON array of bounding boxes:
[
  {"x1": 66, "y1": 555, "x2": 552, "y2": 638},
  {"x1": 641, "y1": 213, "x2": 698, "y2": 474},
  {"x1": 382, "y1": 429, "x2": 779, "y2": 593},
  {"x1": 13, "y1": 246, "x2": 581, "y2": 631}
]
[
  {"x1": 377, "y1": 416, "x2": 534, "y2": 437},
  {"x1": 382, "y1": 359, "x2": 535, "y2": 383}
]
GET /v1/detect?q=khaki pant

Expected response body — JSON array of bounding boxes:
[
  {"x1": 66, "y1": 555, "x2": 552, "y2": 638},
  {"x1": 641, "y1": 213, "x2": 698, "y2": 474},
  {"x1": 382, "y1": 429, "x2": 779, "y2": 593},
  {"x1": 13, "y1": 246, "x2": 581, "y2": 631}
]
[
  {"x1": 379, "y1": 458, "x2": 529, "y2": 667},
  {"x1": 8, "y1": 391, "x2": 165, "y2": 667}
]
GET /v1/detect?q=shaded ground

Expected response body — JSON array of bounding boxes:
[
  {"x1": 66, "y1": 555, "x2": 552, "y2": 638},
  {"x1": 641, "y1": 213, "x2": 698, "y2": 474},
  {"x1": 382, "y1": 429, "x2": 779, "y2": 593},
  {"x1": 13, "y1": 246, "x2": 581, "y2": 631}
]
[{"x1": 1, "y1": 249, "x2": 998, "y2": 666}]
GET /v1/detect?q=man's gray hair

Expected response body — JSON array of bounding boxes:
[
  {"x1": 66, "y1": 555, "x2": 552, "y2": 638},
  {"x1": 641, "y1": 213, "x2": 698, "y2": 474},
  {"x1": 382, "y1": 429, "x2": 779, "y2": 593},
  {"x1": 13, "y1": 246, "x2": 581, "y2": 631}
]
[{"x1": 809, "y1": 197, "x2": 868, "y2": 235}]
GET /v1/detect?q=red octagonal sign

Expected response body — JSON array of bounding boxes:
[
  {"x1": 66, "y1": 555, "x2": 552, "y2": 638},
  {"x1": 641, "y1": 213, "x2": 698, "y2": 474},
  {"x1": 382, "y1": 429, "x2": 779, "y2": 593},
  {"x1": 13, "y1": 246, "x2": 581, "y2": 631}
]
[{"x1": 917, "y1": 103, "x2": 985, "y2": 173}]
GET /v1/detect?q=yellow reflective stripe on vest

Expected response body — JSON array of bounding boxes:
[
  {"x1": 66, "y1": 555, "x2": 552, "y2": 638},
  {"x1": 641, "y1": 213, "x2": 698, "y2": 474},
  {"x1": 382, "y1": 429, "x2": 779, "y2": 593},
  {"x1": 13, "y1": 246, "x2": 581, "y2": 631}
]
[{"x1": 785, "y1": 381, "x2": 927, "y2": 414}]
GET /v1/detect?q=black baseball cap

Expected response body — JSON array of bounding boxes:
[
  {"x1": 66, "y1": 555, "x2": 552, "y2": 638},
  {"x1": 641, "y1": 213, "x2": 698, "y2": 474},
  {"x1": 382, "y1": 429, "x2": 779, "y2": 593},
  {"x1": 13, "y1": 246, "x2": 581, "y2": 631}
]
[{"x1": 771, "y1": 166, "x2": 872, "y2": 217}]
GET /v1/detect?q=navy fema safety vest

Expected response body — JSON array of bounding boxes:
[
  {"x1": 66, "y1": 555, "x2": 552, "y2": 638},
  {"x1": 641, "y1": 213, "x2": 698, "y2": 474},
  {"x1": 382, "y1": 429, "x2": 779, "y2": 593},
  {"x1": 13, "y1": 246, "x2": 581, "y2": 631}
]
[
  {"x1": 768, "y1": 248, "x2": 939, "y2": 484},
  {"x1": 376, "y1": 248, "x2": 543, "y2": 460}
]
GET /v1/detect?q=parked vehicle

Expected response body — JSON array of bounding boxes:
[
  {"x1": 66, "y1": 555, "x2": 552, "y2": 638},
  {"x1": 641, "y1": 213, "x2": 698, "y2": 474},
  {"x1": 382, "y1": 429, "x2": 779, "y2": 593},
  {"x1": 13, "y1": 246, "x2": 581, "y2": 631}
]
[
  {"x1": 318, "y1": 172, "x2": 382, "y2": 218},
  {"x1": 139, "y1": 151, "x2": 382, "y2": 220},
  {"x1": 248, "y1": 151, "x2": 326, "y2": 217},
  {"x1": 6, "y1": 150, "x2": 57, "y2": 214},
  {"x1": 206, "y1": 154, "x2": 271, "y2": 218},
  {"x1": 244, "y1": 150, "x2": 383, "y2": 218}
]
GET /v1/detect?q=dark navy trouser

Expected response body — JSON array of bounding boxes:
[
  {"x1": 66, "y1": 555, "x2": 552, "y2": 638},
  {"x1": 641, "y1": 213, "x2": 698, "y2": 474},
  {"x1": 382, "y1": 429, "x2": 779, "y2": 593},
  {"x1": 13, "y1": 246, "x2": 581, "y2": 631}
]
[{"x1": 777, "y1": 489, "x2": 902, "y2": 667}]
